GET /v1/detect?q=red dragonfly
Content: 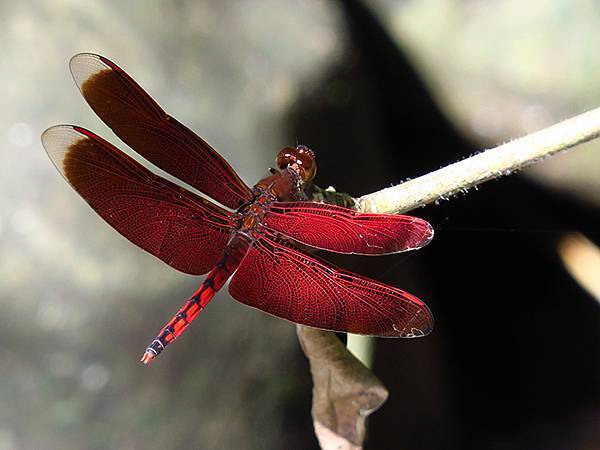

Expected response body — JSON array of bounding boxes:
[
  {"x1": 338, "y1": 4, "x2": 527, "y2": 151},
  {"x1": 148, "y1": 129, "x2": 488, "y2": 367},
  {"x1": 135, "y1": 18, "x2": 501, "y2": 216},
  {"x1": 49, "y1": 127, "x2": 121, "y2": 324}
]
[{"x1": 41, "y1": 53, "x2": 434, "y2": 365}]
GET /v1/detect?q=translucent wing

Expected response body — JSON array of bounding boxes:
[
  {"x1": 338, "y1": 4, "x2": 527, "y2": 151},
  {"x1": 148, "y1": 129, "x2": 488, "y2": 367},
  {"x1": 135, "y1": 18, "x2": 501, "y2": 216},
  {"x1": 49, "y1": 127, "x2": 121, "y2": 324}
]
[
  {"x1": 229, "y1": 229, "x2": 433, "y2": 337},
  {"x1": 69, "y1": 53, "x2": 253, "y2": 209},
  {"x1": 262, "y1": 201, "x2": 433, "y2": 255},
  {"x1": 42, "y1": 125, "x2": 233, "y2": 275}
]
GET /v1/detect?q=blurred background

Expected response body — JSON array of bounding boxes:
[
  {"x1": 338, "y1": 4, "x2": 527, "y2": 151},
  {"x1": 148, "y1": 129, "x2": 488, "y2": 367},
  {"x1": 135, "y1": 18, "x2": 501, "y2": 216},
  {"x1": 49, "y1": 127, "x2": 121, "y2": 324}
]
[{"x1": 1, "y1": 0, "x2": 599, "y2": 449}]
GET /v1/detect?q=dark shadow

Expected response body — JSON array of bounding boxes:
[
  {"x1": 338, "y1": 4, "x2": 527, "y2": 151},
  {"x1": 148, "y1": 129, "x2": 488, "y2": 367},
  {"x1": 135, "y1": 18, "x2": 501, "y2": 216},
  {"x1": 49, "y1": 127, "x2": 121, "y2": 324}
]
[{"x1": 284, "y1": 1, "x2": 600, "y2": 449}]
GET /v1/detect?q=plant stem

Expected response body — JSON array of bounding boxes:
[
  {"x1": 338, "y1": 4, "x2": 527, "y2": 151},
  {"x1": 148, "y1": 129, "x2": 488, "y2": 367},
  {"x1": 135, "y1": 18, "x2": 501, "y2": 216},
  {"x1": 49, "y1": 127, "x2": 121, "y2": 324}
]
[{"x1": 356, "y1": 107, "x2": 600, "y2": 214}]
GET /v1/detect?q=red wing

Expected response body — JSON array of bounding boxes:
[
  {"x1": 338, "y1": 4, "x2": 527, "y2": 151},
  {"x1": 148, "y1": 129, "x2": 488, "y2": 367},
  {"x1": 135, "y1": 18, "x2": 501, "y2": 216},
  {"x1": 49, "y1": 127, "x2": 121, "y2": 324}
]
[
  {"x1": 229, "y1": 229, "x2": 433, "y2": 337},
  {"x1": 69, "y1": 53, "x2": 252, "y2": 209},
  {"x1": 41, "y1": 125, "x2": 233, "y2": 275},
  {"x1": 262, "y1": 202, "x2": 433, "y2": 255}
]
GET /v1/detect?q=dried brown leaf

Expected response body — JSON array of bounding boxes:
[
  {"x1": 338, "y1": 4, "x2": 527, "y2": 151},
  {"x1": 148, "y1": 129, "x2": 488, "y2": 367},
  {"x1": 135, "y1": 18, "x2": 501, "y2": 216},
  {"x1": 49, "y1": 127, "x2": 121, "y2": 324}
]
[{"x1": 297, "y1": 326, "x2": 388, "y2": 450}]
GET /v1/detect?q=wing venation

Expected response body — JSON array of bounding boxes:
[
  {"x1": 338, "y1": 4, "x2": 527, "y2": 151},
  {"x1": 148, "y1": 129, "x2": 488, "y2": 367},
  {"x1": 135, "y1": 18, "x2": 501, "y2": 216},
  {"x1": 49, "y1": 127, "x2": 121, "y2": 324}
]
[
  {"x1": 229, "y1": 229, "x2": 433, "y2": 337},
  {"x1": 263, "y1": 201, "x2": 433, "y2": 255},
  {"x1": 42, "y1": 125, "x2": 232, "y2": 275},
  {"x1": 69, "y1": 53, "x2": 252, "y2": 209}
]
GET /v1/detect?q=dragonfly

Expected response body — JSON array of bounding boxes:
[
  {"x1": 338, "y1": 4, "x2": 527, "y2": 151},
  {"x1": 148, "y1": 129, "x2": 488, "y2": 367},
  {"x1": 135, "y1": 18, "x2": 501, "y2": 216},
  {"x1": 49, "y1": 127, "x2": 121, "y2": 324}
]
[{"x1": 41, "y1": 53, "x2": 435, "y2": 365}]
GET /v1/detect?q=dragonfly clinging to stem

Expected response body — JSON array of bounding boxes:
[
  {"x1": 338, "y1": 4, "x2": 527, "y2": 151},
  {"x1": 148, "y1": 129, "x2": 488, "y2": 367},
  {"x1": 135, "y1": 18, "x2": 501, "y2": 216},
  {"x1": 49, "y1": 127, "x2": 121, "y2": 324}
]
[{"x1": 41, "y1": 53, "x2": 434, "y2": 364}]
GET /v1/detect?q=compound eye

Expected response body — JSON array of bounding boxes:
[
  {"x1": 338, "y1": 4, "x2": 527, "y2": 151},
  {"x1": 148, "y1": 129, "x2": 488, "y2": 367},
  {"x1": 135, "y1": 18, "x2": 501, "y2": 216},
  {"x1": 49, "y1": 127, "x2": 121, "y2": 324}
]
[
  {"x1": 275, "y1": 145, "x2": 316, "y2": 182},
  {"x1": 276, "y1": 146, "x2": 296, "y2": 171},
  {"x1": 295, "y1": 148, "x2": 316, "y2": 182}
]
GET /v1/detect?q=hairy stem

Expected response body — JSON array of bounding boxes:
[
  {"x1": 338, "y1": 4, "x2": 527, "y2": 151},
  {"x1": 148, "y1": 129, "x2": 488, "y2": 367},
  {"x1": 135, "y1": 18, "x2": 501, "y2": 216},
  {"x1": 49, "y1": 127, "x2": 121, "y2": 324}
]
[{"x1": 356, "y1": 107, "x2": 600, "y2": 214}]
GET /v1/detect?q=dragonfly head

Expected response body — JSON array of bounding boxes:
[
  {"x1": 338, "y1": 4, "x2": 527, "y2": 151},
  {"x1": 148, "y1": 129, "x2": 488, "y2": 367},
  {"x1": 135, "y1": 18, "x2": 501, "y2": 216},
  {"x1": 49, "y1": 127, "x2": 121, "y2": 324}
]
[{"x1": 276, "y1": 144, "x2": 316, "y2": 183}]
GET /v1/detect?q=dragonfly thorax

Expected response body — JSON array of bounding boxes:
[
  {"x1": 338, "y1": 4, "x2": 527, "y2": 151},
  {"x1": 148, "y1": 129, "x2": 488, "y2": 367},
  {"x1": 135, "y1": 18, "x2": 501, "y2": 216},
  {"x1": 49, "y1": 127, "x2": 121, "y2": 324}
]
[
  {"x1": 239, "y1": 204, "x2": 265, "y2": 231},
  {"x1": 253, "y1": 168, "x2": 306, "y2": 203}
]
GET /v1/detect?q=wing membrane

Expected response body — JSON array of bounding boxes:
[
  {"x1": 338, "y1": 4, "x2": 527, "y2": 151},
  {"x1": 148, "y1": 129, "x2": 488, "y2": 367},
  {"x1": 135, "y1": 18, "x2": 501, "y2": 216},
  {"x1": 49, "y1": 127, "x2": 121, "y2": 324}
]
[
  {"x1": 229, "y1": 229, "x2": 433, "y2": 337},
  {"x1": 263, "y1": 201, "x2": 433, "y2": 255},
  {"x1": 69, "y1": 53, "x2": 252, "y2": 209},
  {"x1": 42, "y1": 125, "x2": 233, "y2": 275}
]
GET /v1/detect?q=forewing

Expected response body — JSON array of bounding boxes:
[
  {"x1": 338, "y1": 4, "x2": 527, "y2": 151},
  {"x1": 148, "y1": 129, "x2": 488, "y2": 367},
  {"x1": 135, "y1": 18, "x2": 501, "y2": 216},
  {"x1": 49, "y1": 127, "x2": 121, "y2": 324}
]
[
  {"x1": 42, "y1": 125, "x2": 233, "y2": 275},
  {"x1": 262, "y1": 201, "x2": 433, "y2": 255},
  {"x1": 229, "y1": 230, "x2": 433, "y2": 337},
  {"x1": 69, "y1": 53, "x2": 253, "y2": 209}
]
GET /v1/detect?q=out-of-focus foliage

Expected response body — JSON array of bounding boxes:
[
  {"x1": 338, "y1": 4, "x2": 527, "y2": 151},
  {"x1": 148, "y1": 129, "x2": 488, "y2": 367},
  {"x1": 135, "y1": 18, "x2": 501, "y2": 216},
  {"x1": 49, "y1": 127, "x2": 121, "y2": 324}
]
[
  {"x1": 0, "y1": 1, "x2": 342, "y2": 449},
  {"x1": 375, "y1": 0, "x2": 600, "y2": 206}
]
